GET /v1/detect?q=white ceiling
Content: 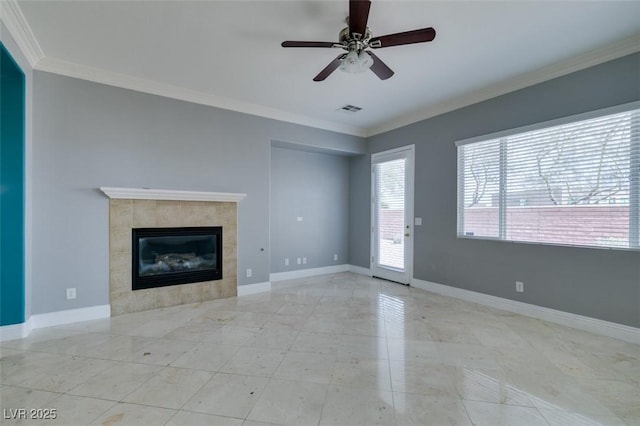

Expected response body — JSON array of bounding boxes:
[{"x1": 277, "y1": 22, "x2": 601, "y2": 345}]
[{"x1": 8, "y1": 1, "x2": 640, "y2": 136}]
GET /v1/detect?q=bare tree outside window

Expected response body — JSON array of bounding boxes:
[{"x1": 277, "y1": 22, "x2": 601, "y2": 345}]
[
  {"x1": 458, "y1": 106, "x2": 639, "y2": 249},
  {"x1": 531, "y1": 115, "x2": 631, "y2": 205},
  {"x1": 463, "y1": 139, "x2": 500, "y2": 208}
]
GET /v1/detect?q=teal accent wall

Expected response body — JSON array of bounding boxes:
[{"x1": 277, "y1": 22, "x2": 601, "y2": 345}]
[{"x1": 1, "y1": 43, "x2": 26, "y2": 325}]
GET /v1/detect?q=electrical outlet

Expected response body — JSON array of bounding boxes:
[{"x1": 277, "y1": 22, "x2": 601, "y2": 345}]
[
  {"x1": 285, "y1": 258, "x2": 289, "y2": 266},
  {"x1": 66, "y1": 288, "x2": 76, "y2": 300},
  {"x1": 297, "y1": 257, "x2": 301, "y2": 265},
  {"x1": 516, "y1": 281, "x2": 524, "y2": 293},
  {"x1": 246, "y1": 268, "x2": 252, "y2": 278},
  {"x1": 296, "y1": 216, "x2": 303, "y2": 222},
  {"x1": 333, "y1": 254, "x2": 338, "y2": 261},
  {"x1": 302, "y1": 257, "x2": 307, "y2": 264}
]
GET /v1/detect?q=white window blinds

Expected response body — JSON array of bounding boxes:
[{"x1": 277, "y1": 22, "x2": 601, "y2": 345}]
[
  {"x1": 374, "y1": 158, "x2": 406, "y2": 269},
  {"x1": 457, "y1": 102, "x2": 640, "y2": 250}
]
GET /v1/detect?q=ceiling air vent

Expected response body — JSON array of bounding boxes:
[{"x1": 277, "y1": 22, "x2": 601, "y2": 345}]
[{"x1": 338, "y1": 104, "x2": 362, "y2": 113}]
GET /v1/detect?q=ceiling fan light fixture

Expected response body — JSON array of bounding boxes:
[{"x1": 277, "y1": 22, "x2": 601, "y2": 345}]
[
  {"x1": 339, "y1": 50, "x2": 361, "y2": 73},
  {"x1": 358, "y1": 50, "x2": 373, "y2": 69},
  {"x1": 339, "y1": 50, "x2": 372, "y2": 74}
]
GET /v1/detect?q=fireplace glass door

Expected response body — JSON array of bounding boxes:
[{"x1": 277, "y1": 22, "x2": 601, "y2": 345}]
[{"x1": 132, "y1": 227, "x2": 222, "y2": 290}]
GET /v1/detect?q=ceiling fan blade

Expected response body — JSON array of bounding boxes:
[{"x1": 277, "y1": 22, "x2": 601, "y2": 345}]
[
  {"x1": 313, "y1": 54, "x2": 347, "y2": 81},
  {"x1": 367, "y1": 51, "x2": 394, "y2": 80},
  {"x1": 282, "y1": 41, "x2": 336, "y2": 48},
  {"x1": 349, "y1": 0, "x2": 371, "y2": 38},
  {"x1": 370, "y1": 27, "x2": 436, "y2": 48}
]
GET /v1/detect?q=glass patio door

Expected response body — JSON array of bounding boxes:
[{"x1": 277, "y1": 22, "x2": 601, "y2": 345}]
[{"x1": 371, "y1": 146, "x2": 414, "y2": 284}]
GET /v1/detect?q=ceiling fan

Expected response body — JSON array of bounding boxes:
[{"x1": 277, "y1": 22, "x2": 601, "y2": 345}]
[{"x1": 281, "y1": 0, "x2": 436, "y2": 81}]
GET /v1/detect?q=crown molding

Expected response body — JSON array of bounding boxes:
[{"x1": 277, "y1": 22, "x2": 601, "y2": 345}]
[
  {"x1": 5, "y1": 0, "x2": 637, "y2": 139},
  {"x1": 100, "y1": 187, "x2": 247, "y2": 203},
  {"x1": 0, "y1": 0, "x2": 44, "y2": 67},
  {"x1": 0, "y1": 0, "x2": 363, "y2": 136},
  {"x1": 34, "y1": 56, "x2": 367, "y2": 137},
  {"x1": 366, "y1": 34, "x2": 640, "y2": 137}
]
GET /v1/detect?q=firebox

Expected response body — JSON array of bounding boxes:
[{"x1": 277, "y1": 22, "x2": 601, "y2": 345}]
[{"x1": 132, "y1": 227, "x2": 222, "y2": 290}]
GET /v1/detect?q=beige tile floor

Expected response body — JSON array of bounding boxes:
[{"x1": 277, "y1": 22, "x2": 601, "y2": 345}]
[{"x1": 1, "y1": 272, "x2": 639, "y2": 425}]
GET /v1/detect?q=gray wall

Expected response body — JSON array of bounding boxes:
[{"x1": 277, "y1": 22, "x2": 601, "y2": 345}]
[
  {"x1": 270, "y1": 146, "x2": 349, "y2": 273},
  {"x1": 31, "y1": 71, "x2": 364, "y2": 315},
  {"x1": 1, "y1": 23, "x2": 34, "y2": 321},
  {"x1": 356, "y1": 52, "x2": 640, "y2": 327},
  {"x1": 15, "y1": 38, "x2": 640, "y2": 328},
  {"x1": 348, "y1": 154, "x2": 371, "y2": 268}
]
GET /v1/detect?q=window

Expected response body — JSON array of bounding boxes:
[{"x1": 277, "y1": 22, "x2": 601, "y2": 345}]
[{"x1": 457, "y1": 102, "x2": 640, "y2": 250}]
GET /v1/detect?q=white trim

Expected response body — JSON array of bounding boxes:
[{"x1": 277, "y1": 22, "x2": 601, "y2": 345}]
[
  {"x1": 34, "y1": 56, "x2": 366, "y2": 137},
  {"x1": 100, "y1": 187, "x2": 246, "y2": 202},
  {"x1": 3, "y1": 0, "x2": 635, "y2": 141},
  {"x1": 455, "y1": 100, "x2": 640, "y2": 147},
  {"x1": 8, "y1": 0, "x2": 635, "y2": 140},
  {"x1": 348, "y1": 265, "x2": 372, "y2": 276},
  {"x1": 270, "y1": 265, "x2": 349, "y2": 282},
  {"x1": 367, "y1": 34, "x2": 640, "y2": 137},
  {"x1": 0, "y1": 305, "x2": 111, "y2": 342},
  {"x1": 241, "y1": 267, "x2": 370, "y2": 293},
  {"x1": 29, "y1": 305, "x2": 111, "y2": 329},
  {"x1": 0, "y1": 0, "x2": 44, "y2": 67},
  {"x1": 411, "y1": 278, "x2": 640, "y2": 345},
  {"x1": 237, "y1": 281, "x2": 271, "y2": 296},
  {"x1": 0, "y1": 318, "x2": 33, "y2": 342}
]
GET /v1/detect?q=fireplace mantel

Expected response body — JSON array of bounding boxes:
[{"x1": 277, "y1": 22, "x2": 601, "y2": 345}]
[
  {"x1": 105, "y1": 192, "x2": 240, "y2": 315},
  {"x1": 100, "y1": 187, "x2": 246, "y2": 202}
]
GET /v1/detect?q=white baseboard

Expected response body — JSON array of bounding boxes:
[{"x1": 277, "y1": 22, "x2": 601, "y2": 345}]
[
  {"x1": 411, "y1": 278, "x2": 640, "y2": 345},
  {"x1": 238, "y1": 281, "x2": 271, "y2": 296},
  {"x1": 0, "y1": 318, "x2": 33, "y2": 342},
  {"x1": 270, "y1": 264, "x2": 350, "y2": 282},
  {"x1": 0, "y1": 304, "x2": 111, "y2": 342},
  {"x1": 348, "y1": 265, "x2": 372, "y2": 276},
  {"x1": 30, "y1": 304, "x2": 111, "y2": 329},
  {"x1": 240, "y1": 266, "x2": 370, "y2": 295}
]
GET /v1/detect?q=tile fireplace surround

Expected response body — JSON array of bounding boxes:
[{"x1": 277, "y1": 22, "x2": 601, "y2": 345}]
[{"x1": 101, "y1": 188, "x2": 245, "y2": 316}]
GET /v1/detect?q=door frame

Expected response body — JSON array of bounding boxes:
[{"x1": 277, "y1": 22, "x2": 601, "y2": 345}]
[{"x1": 370, "y1": 145, "x2": 414, "y2": 284}]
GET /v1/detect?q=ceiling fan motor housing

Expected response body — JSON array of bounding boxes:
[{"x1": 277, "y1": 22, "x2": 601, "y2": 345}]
[{"x1": 339, "y1": 27, "x2": 374, "y2": 52}]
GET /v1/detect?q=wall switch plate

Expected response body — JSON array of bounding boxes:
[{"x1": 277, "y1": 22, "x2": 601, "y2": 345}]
[
  {"x1": 415, "y1": 217, "x2": 422, "y2": 226},
  {"x1": 285, "y1": 258, "x2": 289, "y2": 266},
  {"x1": 297, "y1": 258, "x2": 301, "y2": 265},
  {"x1": 516, "y1": 281, "x2": 524, "y2": 293},
  {"x1": 66, "y1": 288, "x2": 76, "y2": 300},
  {"x1": 296, "y1": 216, "x2": 303, "y2": 222},
  {"x1": 246, "y1": 268, "x2": 252, "y2": 278},
  {"x1": 302, "y1": 257, "x2": 307, "y2": 264},
  {"x1": 333, "y1": 254, "x2": 338, "y2": 261}
]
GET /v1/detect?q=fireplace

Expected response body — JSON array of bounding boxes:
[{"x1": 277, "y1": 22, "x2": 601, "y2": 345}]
[
  {"x1": 132, "y1": 226, "x2": 222, "y2": 290},
  {"x1": 102, "y1": 189, "x2": 244, "y2": 316}
]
